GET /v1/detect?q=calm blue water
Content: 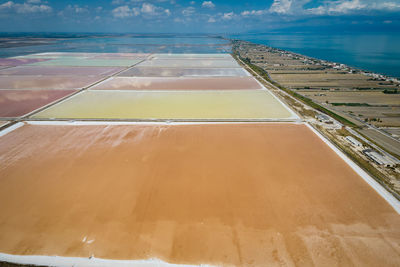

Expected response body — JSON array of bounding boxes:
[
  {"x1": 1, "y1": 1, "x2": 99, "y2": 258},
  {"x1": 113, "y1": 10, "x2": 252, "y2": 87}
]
[
  {"x1": 233, "y1": 33, "x2": 400, "y2": 78},
  {"x1": 0, "y1": 35, "x2": 231, "y2": 58}
]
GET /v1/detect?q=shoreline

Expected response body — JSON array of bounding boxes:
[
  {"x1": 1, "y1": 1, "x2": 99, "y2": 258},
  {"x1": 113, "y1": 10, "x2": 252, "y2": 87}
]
[{"x1": 230, "y1": 38, "x2": 400, "y2": 82}]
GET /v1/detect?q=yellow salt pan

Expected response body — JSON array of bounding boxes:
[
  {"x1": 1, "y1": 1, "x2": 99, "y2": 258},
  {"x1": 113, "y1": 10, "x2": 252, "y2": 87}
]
[{"x1": 32, "y1": 90, "x2": 296, "y2": 120}]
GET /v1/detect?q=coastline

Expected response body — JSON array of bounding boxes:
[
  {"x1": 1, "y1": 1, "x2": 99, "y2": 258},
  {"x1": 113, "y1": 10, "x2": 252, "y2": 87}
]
[
  {"x1": 230, "y1": 31, "x2": 400, "y2": 78},
  {"x1": 230, "y1": 38, "x2": 400, "y2": 84}
]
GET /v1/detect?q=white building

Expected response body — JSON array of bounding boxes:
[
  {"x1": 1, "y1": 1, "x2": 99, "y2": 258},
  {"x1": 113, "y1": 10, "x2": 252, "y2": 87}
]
[
  {"x1": 363, "y1": 149, "x2": 399, "y2": 167},
  {"x1": 345, "y1": 136, "x2": 362, "y2": 147}
]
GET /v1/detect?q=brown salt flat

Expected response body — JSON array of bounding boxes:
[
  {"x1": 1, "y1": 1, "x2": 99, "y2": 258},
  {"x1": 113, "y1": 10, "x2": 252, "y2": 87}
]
[
  {"x1": 0, "y1": 76, "x2": 102, "y2": 89},
  {"x1": 0, "y1": 66, "x2": 124, "y2": 76},
  {"x1": 0, "y1": 123, "x2": 399, "y2": 266},
  {"x1": 91, "y1": 76, "x2": 263, "y2": 90},
  {"x1": 0, "y1": 90, "x2": 75, "y2": 117}
]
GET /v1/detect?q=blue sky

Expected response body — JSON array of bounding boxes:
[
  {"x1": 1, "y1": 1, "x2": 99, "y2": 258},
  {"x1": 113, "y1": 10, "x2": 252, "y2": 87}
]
[{"x1": 0, "y1": 0, "x2": 399, "y2": 33}]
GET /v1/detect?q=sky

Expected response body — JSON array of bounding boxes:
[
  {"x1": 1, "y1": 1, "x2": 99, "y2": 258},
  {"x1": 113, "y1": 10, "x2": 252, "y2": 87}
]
[{"x1": 0, "y1": 0, "x2": 399, "y2": 33}]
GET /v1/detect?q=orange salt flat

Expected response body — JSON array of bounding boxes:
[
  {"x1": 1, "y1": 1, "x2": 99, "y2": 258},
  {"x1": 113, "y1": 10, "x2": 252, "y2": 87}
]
[{"x1": 0, "y1": 123, "x2": 399, "y2": 266}]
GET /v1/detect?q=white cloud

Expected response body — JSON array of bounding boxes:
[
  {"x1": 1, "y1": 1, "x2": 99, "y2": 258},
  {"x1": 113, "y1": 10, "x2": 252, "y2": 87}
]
[
  {"x1": 132, "y1": 7, "x2": 140, "y2": 16},
  {"x1": 0, "y1": 1, "x2": 14, "y2": 9},
  {"x1": 372, "y1": 2, "x2": 400, "y2": 10},
  {"x1": 0, "y1": 1, "x2": 52, "y2": 13},
  {"x1": 238, "y1": 0, "x2": 400, "y2": 18},
  {"x1": 182, "y1": 6, "x2": 195, "y2": 16},
  {"x1": 268, "y1": 0, "x2": 313, "y2": 15},
  {"x1": 222, "y1": 11, "x2": 234, "y2": 20},
  {"x1": 207, "y1": 16, "x2": 216, "y2": 23},
  {"x1": 20, "y1": 4, "x2": 52, "y2": 13},
  {"x1": 67, "y1": 5, "x2": 88, "y2": 14},
  {"x1": 140, "y1": 2, "x2": 169, "y2": 16},
  {"x1": 306, "y1": 0, "x2": 399, "y2": 15},
  {"x1": 269, "y1": 0, "x2": 292, "y2": 14},
  {"x1": 202, "y1": 1, "x2": 215, "y2": 8},
  {"x1": 141, "y1": 3, "x2": 156, "y2": 14},
  {"x1": 328, "y1": 0, "x2": 366, "y2": 13},
  {"x1": 112, "y1": 5, "x2": 135, "y2": 18},
  {"x1": 112, "y1": 2, "x2": 169, "y2": 18},
  {"x1": 307, "y1": 5, "x2": 325, "y2": 15},
  {"x1": 241, "y1": 9, "x2": 266, "y2": 16},
  {"x1": 8, "y1": 1, "x2": 53, "y2": 14}
]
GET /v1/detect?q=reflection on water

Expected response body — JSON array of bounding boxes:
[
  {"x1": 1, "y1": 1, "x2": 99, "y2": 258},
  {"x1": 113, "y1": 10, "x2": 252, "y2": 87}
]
[{"x1": 0, "y1": 35, "x2": 231, "y2": 58}]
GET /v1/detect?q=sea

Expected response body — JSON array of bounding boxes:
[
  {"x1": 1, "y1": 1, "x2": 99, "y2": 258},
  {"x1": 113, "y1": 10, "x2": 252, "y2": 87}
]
[{"x1": 232, "y1": 33, "x2": 400, "y2": 79}]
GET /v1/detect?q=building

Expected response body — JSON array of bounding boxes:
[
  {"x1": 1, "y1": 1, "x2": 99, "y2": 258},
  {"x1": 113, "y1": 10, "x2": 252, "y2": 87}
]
[
  {"x1": 316, "y1": 114, "x2": 332, "y2": 124},
  {"x1": 345, "y1": 136, "x2": 363, "y2": 147},
  {"x1": 363, "y1": 149, "x2": 399, "y2": 167}
]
